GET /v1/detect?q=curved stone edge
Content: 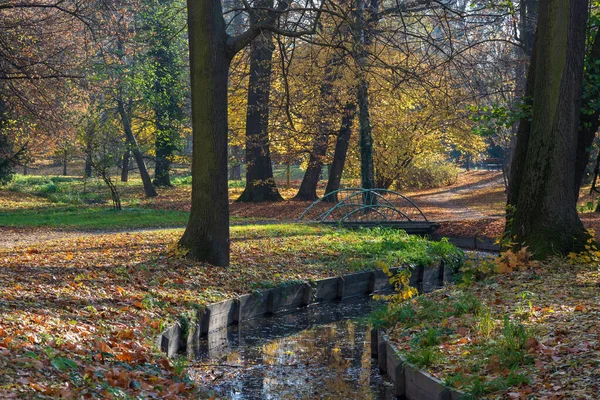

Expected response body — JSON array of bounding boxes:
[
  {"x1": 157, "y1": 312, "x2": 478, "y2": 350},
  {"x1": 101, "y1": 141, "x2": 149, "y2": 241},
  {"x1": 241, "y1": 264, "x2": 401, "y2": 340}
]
[
  {"x1": 431, "y1": 234, "x2": 500, "y2": 252},
  {"x1": 372, "y1": 330, "x2": 465, "y2": 400},
  {"x1": 156, "y1": 261, "x2": 458, "y2": 358}
]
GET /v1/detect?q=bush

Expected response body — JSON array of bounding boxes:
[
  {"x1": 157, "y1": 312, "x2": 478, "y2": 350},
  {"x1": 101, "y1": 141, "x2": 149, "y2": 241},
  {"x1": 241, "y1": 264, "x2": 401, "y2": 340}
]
[
  {"x1": 171, "y1": 175, "x2": 192, "y2": 185},
  {"x1": 394, "y1": 160, "x2": 459, "y2": 190},
  {"x1": 37, "y1": 182, "x2": 60, "y2": 195}
]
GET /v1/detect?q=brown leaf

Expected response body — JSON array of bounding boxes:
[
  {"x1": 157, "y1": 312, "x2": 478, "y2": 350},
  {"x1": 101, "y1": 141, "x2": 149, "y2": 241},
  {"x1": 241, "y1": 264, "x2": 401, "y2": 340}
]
[
  {"x1": 525, "y1": 337, "x2": 539, "y2": 351},
  {"x1": 456, "y1": 327, "x2": 469, "y2": 336}
]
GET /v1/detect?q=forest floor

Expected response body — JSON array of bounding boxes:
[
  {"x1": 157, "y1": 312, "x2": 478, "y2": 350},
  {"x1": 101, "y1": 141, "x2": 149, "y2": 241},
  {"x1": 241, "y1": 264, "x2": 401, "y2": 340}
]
[
  {"x1": 2, "y1": 170, "x2": 600, "y2": 398},
  {"x1": 0, "y1": 221, "x2": 446, "y2": 398},
  {"x1": 386, "y1": 252, "x2": 600, "y2": 399}
]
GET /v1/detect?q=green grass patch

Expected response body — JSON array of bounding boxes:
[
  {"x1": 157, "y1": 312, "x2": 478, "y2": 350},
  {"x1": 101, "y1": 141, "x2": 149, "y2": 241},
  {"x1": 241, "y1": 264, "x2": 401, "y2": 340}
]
[
  {"x1": 0, "y1": 207, "x2": 189, "y2": 230},
  {"x1": 5, "y1": 174, "x2": 136, "y2": 205},
  {"x1": 323, "y1": 227, "x2": 464, "y2": 271},
  {"x1": 231, "y1": 224, "x2": 464, "y2": 272}
]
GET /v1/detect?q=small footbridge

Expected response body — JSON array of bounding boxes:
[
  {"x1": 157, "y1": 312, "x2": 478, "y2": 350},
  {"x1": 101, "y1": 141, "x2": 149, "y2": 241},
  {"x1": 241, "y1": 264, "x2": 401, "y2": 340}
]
[{"x1": 297, "y1": 188, "x2": 439, "y2": 234}]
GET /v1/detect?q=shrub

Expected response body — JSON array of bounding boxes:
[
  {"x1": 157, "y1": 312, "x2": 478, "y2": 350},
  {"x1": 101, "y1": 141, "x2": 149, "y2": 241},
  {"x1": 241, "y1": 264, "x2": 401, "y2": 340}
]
[
  {"x1": 171, "y1": 175, "x2": 192, "y2": 185},
  {"x1": 394, "y1": 159, "x2": 459, "y2": 190},
  {"x1": 37, "y1": 182, "x2": 60, "y2": 195}
]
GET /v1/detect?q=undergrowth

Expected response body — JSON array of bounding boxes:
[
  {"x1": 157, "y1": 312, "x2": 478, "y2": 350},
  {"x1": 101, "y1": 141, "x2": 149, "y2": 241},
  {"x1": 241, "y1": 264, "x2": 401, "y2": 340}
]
[{"x1": 373, "y1": 246, "x2": 541, "y2": 398}]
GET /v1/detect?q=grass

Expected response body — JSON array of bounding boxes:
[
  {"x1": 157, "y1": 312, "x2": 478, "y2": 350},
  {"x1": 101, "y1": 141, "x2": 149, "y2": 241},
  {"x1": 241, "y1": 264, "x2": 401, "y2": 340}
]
[
  {"x1": 6, "y1": 175, "x2": 122, "y2": 205},
  {"x1": 0, "y1": 206, "x2": 190, "y2": 230},
  {"x1": 229, "y1": 224, "x2": 464, "y2": 274},
  {"x1": 1, "y1": 174, "x2": 271, "y2": 230},
  {"x1": 3, "y1": 174, "x2": 249, "y2": 207}
]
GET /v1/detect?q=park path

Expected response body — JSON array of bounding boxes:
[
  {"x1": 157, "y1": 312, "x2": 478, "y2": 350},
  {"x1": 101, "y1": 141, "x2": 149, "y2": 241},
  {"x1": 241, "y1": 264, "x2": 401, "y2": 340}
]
[
  {"x1": 405, "y1": 171, "x2": 505, "y2": 221},
  {"x1": 1, "y1": 228, "x2": 87, "y2": 249}
]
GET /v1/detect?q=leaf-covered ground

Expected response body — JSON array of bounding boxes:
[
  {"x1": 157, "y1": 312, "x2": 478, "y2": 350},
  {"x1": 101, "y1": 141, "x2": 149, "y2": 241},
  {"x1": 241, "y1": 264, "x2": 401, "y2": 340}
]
[
  {"x1": 4, "y1": 171, "x2": 600, "y2": 398},
  {"x1": 0, "y1": 223, "x2": 452, "y2": 398},
  {"x1": 384, "y1": 258, "x2": 600, "y2": 399}
]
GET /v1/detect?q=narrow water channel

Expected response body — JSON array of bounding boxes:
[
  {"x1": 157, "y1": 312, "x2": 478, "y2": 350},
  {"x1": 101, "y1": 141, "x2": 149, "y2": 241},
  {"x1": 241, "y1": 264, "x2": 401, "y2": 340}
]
[{"x1": 189, "y1": 297, "x2": 393, "y2": 399}]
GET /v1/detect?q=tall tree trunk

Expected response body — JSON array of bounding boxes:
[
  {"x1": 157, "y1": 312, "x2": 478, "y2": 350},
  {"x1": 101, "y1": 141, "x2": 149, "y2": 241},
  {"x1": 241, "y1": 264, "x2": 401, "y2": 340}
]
[
  {"x1": 354, "y1": 0, "x2": 376, "y2": 198},
  {"x1": 229, "y1": 164, "x2": 241, "y2": 180},
  {"x1": 154, "y1": 131, "x2": 174, "y2": 187},
  {"x1": 357, "y1": 80, "x2": 375, "y2": 191},
  {"x1": 293, "y1": 133, "x2": 329, "y2": 201},
  {"x1": 507, "y1": 0, "x2": 590, "y2": 258},
  {"x1": 229, "y1": 145, "x2": 242, "y2": 180},
  {"x1": 121, "y1": 149, "x2": 130, "y2": 182},
  {"x1": 293, "y1": 58, "x2": 342, "y2": 201},
  {"x1": 236, "y1": 0, "x2": 283, "y2": 203},
  {"x1": 179, "y1": 0, "x2": 231, "y2": 266},
  {"x1": 507, "y1": 1, "x2": 538, "y2": 181},
  {"x1": 507, "y1": 38, "x2": 538, "y2": 210},
  {"x1": 514, "y1": 0, "x2": 538, "y2": 99},
  {"x1": 325, "y1": 102, "x2": 357, "y2": 201},
  {"x1": 62, "y1": 154, "x2": 67, "y2": 176},
  {"x1": 117, "y1": 98, "x2": 158, "y2": 198},
  {"x1": 84, "y1": 155, "x2": 92, "y2": 178},
  {"x1": 225, "y1": 0, "x2": 244, "y2": 183}
]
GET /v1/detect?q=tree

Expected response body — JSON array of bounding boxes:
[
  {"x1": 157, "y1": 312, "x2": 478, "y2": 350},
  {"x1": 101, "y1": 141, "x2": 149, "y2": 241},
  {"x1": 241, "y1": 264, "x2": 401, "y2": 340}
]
[
  {"x1": 224, "y1": 0, "x2": 246, "y2": 182},
  {"x1": 354, "y1": 0, "x2": 376, "y2": 194},
  {"x1": 576, "y1": 9, "x2": 600, "y2": 199},
  {"x1": 236, "y1": 0, "x2": 284, "y2": 203},
  {"x1": 507, "y1": 0, "x2": 590, "y2": 258},
  {"x1": 144, "y1": 0, "x2": 187, "y2": 187},
  {"x1": 85, "y1": 0, "x2": 159, "y2": 197},
  {"x1": 0, "y1": 1, "x2": 93, "y2": 176},
  {"x1": 0, "y1": 97, "x2": 16, "y2": 183},
  {"x1": 293, "y1": 37, "x2": 347, "y2": 201},
  {"x1": 179, "y1": 0, "x2": 320, "y2": 265},
  {"x1": 82, "y1": 107, "x2": 124, "y2": 210},
  {"x1": 324, "y1": 101, "x2": 356, "y2": 200}
]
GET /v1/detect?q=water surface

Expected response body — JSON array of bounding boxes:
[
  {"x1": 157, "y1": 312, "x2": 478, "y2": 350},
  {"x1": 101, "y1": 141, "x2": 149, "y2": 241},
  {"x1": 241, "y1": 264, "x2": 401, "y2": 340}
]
[{"x1": 190, "y1": 297, "x2": 393, "y2": 399}]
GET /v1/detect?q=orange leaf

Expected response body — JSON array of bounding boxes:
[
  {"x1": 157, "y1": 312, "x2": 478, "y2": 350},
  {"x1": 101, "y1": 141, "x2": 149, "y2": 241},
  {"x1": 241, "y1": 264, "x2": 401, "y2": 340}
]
[
  {"x1": 95, "y1": 341, "x2": 113, "y2": 354},
  {"x1": 117, "y1": 330, "x2": 135, "y2": 340},
  {"x1": 116, "y1": 352, "x2": 135, "y2": 362}
]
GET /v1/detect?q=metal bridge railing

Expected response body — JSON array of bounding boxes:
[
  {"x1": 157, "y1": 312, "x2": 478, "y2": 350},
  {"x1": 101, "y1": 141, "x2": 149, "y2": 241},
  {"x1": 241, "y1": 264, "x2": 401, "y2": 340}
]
[{"x1": 297, "y1": 188, "x2": 430, "y2": 224}]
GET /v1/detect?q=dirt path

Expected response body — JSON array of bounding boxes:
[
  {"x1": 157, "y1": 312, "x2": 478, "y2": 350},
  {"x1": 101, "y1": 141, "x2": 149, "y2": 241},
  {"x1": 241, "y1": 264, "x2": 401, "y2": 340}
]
[
  {"x1": 1, "y1": 228, "x2": 87, "y2": 249},
  {"x1": 405, "y1": 171, "x2": 505, "y2": 221}
]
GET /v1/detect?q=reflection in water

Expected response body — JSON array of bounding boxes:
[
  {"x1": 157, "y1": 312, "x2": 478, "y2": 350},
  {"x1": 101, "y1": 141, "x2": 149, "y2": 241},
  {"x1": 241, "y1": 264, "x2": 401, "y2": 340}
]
[{"x1": 190, "y1": 298, "x2": 394, "y2": 399}]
